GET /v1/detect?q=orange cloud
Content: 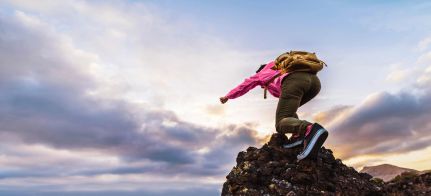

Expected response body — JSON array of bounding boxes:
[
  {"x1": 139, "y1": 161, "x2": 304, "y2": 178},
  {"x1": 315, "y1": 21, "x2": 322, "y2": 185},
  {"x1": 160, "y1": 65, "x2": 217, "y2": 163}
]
[{"x1": 205, "y1": 104, "x2": 226, "y2": 116}]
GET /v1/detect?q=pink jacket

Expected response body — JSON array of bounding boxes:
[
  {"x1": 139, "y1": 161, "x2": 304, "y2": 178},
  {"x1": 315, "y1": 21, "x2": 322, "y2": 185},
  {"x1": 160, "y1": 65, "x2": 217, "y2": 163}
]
[{"x1": 225, "y1": 61, "x2": 289, "y2": 99}]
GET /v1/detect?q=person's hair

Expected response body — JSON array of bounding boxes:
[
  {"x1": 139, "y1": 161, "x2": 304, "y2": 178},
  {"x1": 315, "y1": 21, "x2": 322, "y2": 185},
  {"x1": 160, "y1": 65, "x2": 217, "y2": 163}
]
[{"x1": 255, "y1": 64, "x2": 266, "y2": 73}]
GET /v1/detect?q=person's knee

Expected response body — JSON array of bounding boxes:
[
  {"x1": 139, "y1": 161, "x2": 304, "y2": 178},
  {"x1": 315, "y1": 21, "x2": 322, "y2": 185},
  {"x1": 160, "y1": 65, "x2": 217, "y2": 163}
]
[{"x1": 276, "y1": 117, "x2": 298, "y2": 134}]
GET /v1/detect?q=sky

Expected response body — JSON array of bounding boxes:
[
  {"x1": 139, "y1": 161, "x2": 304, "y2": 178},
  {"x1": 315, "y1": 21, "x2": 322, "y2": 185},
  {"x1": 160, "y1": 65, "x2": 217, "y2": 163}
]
[{"x1": 0, "y1": 0, "x2": 431, "y2": 195}]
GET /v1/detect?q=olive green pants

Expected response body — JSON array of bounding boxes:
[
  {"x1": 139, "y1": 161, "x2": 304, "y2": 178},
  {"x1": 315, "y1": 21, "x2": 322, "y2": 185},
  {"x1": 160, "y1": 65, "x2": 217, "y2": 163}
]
[{"x1": 275, "y1": 72, "x2": 321, "y2": 136}]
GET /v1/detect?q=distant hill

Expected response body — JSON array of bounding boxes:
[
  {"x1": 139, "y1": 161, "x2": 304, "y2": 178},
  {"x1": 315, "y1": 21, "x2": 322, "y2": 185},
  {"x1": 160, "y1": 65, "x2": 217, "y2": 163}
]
[
  {"x1": 419, "y1": 170, "x2": 431, "y2": 175},
  {"x1": 360, "y1": 164, "x2": 418, "y2": 182}
]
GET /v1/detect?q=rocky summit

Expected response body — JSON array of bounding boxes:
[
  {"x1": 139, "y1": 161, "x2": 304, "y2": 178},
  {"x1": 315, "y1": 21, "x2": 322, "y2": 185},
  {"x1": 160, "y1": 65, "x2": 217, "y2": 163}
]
[
  {"x1": 221, "y1": 133, "x2": 431, "y2": 196},
  {"x1": 222, "y1": 133, "x2": 382, "y2": 196}
]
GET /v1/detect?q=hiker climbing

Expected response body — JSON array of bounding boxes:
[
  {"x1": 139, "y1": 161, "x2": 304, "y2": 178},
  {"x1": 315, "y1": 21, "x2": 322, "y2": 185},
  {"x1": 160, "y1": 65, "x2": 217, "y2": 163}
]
[{"x1": 220, "y1": 51, "x2": 329, "y2": 160}]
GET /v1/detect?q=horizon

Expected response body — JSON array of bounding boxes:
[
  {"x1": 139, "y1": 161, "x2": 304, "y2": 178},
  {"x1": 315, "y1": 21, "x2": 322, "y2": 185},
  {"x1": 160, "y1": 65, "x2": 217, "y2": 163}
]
[{"x1": 1, "y1": 0, "x2": 431, "y2": 195}]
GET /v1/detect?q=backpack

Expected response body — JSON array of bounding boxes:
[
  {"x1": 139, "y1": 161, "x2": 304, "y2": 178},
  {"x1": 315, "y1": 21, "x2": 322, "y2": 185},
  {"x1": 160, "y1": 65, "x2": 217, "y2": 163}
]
[
  {"x1": 272, "y1": 51, "x2": 327, "y2": 74},
  {"x1": 263, "y1": 51, "x2": 327, "y2": 99}
]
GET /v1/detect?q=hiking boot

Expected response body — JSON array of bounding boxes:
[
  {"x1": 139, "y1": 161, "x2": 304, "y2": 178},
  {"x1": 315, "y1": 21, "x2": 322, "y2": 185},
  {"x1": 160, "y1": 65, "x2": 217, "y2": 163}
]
[
  {"x1": 283, "y1": 135, "x2": 303, "y2": 149},
  {"x1": 297, "y1": 123, "x2": 328, "y2": 161}
]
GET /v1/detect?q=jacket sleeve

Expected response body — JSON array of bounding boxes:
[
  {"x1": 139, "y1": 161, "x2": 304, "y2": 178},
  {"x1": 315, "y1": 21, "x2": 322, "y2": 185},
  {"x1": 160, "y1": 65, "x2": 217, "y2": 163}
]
[{"x1": 225, "y1": 73, "x2": 261, "y2": 99}]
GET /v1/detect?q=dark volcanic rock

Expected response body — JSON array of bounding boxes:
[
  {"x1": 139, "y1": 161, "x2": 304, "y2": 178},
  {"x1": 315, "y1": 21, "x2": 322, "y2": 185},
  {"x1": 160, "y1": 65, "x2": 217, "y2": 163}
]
[
  {"x1": 222, "y1": 133, "x2": 431, "y2": 195},
  {"x1": 222, "y1": 133, "x2": 382, "y2": 196},
  {"x1": 381, "y1": 172, "x2": 431, "y2": 195}
]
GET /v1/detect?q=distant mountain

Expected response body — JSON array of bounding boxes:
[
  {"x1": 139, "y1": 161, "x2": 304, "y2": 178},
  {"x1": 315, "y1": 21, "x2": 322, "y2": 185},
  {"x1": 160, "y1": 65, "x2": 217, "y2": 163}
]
[{"x1": 360, "y1": 164, "x2": 418, "y2": 182}]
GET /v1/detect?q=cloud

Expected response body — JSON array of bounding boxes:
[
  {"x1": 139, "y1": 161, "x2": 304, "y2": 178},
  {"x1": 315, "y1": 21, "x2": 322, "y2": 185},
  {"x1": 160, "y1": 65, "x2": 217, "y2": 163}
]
[
  {"x1": 0, "y1": 5, "x2": 263, "y2": 194},
  {"x1": 0, "y1": 188, "x2": 220, "y2": 196},
  {"x1": 417, "y1": 51, "x2": 431, "y2": 65},
  {"x1": 321, "y1": 65, "x2": 431, "y2": 159},
  {"x1": 2, "y1": 0, "x2": 273, "y2": 131},
  {"x1": 416, "y1": 65, "x2": 431, "y2": 86},
  {"x1": 312, "y1": 105, "x2": 352, "y2": 125},
  {"x1": 205, "y1": 104, "x2": 225, "y2": 116},
  {"x1": 385, "y1": 68, "x2": 412, "y2": 83},
  {"x1": 418, "y1": 36, "x2": 431, "y2": 51}
]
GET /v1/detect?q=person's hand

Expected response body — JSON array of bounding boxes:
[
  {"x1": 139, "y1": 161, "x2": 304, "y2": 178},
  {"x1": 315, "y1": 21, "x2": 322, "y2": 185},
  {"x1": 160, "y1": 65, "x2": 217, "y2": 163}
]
[{"x1": 220, "y1": 96, "x2": 228, "y2": 104}]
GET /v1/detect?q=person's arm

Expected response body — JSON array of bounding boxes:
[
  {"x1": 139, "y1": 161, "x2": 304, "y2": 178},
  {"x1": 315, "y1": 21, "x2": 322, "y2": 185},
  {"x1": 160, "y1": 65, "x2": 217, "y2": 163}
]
[
  {"x1": 220, "y1": 74, "x2": 261, "y2": 103},
  {"x1": 220, "y1": 61, "x2": 280, "y2": 104}
]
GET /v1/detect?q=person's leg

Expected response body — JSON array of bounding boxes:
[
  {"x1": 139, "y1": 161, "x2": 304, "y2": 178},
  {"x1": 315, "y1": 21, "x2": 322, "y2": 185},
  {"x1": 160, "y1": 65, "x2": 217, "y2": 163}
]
[
  {"x1": 275, "y1": 72, "x2": 313, "y2": 136},
  {"x1": 289, "y1": 113, "x2": 300, "y2": 138},
  {"x1": 294, "y1": 74, "x2": 327, "y2": 160},
  {"x1": 299, "y1": 74, "x2": 321, "y2": 107},
  {"x1": 295, "y1": 74, "x2": 321, "y2": 138}
]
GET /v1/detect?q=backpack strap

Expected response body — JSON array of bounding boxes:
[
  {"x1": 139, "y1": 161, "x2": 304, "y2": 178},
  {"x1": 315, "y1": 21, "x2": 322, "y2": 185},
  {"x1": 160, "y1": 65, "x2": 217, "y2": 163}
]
[{"x1": 263, "y1": 73, "x2": 281, "y2": 99}]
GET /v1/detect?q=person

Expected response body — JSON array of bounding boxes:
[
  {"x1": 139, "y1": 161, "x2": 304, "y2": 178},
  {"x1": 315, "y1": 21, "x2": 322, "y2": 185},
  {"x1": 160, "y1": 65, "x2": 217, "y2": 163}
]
[{"x1": 220, "y1": 60, "x2": 328, "y2": 160}]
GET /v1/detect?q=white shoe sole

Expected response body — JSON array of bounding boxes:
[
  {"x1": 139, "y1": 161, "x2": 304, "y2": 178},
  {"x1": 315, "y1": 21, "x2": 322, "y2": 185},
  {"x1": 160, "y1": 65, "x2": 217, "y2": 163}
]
[
  {"x1": 283, "y1": 140, "x2": 303, "y2": 148},
  {"x1": 297, "y1": 128, "x2": 328, "y2": 160}
]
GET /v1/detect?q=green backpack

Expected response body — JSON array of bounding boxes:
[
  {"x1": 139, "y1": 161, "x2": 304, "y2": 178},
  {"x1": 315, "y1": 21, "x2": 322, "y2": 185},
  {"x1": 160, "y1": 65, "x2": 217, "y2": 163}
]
[{"x1": 263, "y1": 51, "x2": 327, "y2": 99}]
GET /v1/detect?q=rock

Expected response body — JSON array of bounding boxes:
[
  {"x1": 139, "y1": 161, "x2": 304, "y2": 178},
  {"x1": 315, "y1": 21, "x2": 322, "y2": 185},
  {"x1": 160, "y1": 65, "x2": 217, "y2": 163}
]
[
  {"x1": 222, "y1": 133, "x2": 431, "y2": 195},
  {"x1": 267, "y1": 133, "x2": 288, "y2": 147},
  {"x1": 221, "y1": 133, "x2": 384, "y2": 196},
  {"x1": 380, "y1": 172, "x2": 431, "y2": 195}
]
